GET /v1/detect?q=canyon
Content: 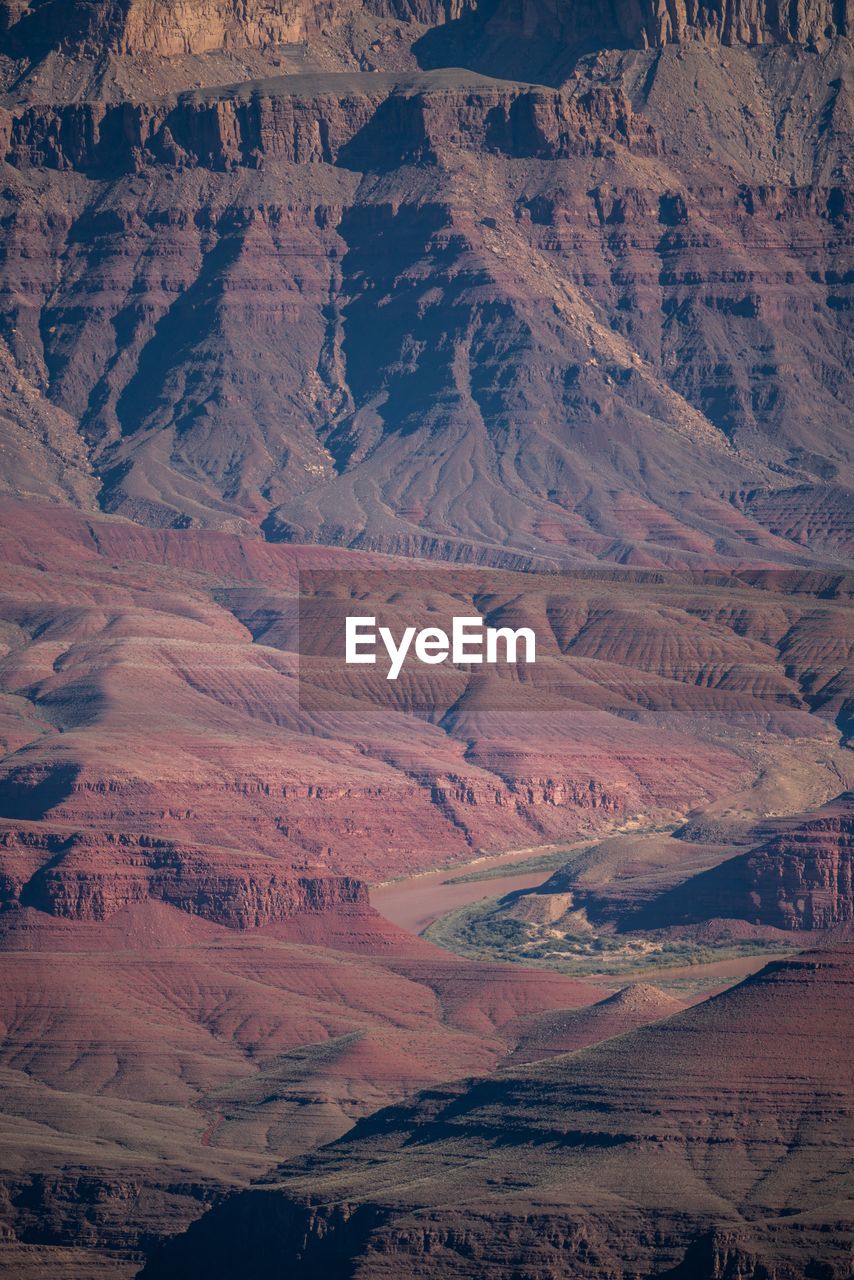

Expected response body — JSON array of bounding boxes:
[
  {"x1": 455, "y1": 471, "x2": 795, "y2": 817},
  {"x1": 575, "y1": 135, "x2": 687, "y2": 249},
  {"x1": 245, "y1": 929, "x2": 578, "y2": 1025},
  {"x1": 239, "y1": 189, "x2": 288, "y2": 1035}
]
[
  {"x1": 138, "y1": 945, "x2": 854, "y2": 1280},
  {"x1": 0, "y1": 0, "x2": 849, "y2": 1275},
  {"x1": 426, "y1": 792, "x2": 854, "y2": 978},
  {"x1": 0, "y1": 486, "x2": 849, "y2": 1277}
]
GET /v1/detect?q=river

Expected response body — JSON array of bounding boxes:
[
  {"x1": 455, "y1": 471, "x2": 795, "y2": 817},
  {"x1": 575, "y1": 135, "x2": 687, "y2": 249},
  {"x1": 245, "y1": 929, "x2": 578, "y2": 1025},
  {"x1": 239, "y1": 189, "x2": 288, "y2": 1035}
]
[{"x1": 370, "y1": 837, "x2": 786, "y2": 992}]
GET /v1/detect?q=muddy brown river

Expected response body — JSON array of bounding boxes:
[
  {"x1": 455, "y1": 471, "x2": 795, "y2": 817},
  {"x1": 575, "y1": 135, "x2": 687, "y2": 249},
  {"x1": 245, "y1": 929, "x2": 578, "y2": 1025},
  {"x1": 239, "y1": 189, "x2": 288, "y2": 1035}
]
[
  {"x1": 370, "y1": 843, "x2": 573, "y2": 935},
  {"x1": 371, "y1": 838, "x2": 786, "y2": 991}
]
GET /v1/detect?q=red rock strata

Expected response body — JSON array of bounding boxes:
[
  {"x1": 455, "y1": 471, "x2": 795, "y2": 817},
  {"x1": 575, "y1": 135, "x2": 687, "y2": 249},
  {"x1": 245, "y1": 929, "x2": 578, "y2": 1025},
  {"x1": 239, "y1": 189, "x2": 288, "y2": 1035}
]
[
  {"x1": 0, "y1": 898, "x2": 601, "y2": 1273},
  {"x1": 139, "y1": 945, "x2": 854, "y2": 1279},
  {"x1": 0, "y1": 500, "x2": 847, "y2": 1275},
  {"x1": 0, "y1": 0, "x2": 849, "y2": 1273},
  {"x1": 2, "y1": 498, "x2": 804, "y2": 916},
  {"x1": 635, "y1": 791, "x2": 854, "y2": 929},
  {"x1": 0, "y1": 7, "x2": 848, "y2": 567}
]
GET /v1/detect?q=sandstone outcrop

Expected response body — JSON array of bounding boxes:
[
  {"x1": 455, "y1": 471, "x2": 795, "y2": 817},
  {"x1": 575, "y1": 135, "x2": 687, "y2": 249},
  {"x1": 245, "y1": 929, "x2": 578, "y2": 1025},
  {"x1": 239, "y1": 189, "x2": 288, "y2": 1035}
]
[
  {"x1": 635, "y1": 791, "x2": 854, "y2": 929},
  {"x1": 1, "y1": 77, "x2": 654, "y2": 171}
]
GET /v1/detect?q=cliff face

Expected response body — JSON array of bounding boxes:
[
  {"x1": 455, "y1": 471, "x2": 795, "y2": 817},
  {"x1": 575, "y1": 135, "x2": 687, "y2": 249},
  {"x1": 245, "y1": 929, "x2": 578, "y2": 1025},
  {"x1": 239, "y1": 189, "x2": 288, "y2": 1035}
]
[
  {"x1": 0, "y1": 0, "x2": 480, "y2": 103},
  {"x1": 0, "y1": 0, "x2": 473, "y2": 62},
  {"x1": 1, "y1": 79, "x2": 653, "y2": 171},
  {"x1": 0, "y1": 45, "x2": 849, "y2": 566},
  {"x1": 1, "y1": 0, "x2": 847, "y2": 74},
  {"x1": 481, "y1": 0, "x2": 850, "y2": 56},
  {"x1": 635, "y1": 792, "x2": 854, "y2": 929},
  {"x1": 5, "y1": 829, "x2": 368, "y2": 927}
]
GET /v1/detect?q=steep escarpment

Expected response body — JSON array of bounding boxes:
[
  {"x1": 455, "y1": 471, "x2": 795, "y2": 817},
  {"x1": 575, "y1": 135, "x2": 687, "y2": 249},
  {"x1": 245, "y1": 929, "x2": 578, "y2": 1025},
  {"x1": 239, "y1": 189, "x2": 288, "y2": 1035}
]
[
  {"x1": 0, "y1": 0, "x2": 479, "y2": 104},
  {"x1": 5, "y1": 829, "x2": 367, "y2": 926},
  {"x1": 139, "y1": 946, "x2": 854, "y2": 1279},
  {"x1": 0, "y1": 35, "x2": 849, "y2": 565},
  {"x1": 428, "y1": 0, "x2": 852, "y2": 83},
  {"x1": 635, "y1": 791, "x2": 854, "y2": 929},
  {"x1": 1, "y1": 75, "x2": 654, "y2": 171},
  {"x1": 0, "y1": 0, "x2": 478, "y2": 63},
  {"x1": 2, "y1": 0, "x2": 848, "y2": 104}
]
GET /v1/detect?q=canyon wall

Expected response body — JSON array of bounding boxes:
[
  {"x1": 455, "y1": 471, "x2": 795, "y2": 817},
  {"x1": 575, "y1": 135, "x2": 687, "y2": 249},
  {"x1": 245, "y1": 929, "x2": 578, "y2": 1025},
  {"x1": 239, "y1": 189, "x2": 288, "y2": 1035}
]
[
  {"x1": 138, "y1": 947, "x2": 854, "y2": 1279},
  {"x1": 1, "y1": 0, "x2": 848, "y2": 73},
  {"x1": 0, "y1": 80, "x2": 653, "y2": 171},
  {"x1": 480, "y1": 0, "x2": 851, "y2": 55},
  {"x1": 0, "y1": 47, "x2": 849, "y2": 564},
  {"x1": 635, "y1": 792, "x2": 854, "y2": 929}
]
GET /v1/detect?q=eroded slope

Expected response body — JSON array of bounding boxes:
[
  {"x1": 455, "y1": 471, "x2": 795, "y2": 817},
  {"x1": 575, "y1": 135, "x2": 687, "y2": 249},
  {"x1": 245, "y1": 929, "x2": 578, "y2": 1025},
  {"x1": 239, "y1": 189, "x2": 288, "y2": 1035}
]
[{"x1": 139, "y1": 945, "x2": 854, "y2": 1280}]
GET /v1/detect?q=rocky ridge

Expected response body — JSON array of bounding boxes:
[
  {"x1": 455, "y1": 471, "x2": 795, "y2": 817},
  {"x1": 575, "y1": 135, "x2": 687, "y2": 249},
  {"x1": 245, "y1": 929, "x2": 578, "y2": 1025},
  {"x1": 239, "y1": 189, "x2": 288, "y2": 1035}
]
[
  {"x1": 507, "y1": 981, "x2": 687, "y2": 1061},
  {"x1": 138, "y1": 946, "x2": 854, "y2": 1279},
  {"x1": 635, "y1": 790, "x2": 854, "y2": 929}
]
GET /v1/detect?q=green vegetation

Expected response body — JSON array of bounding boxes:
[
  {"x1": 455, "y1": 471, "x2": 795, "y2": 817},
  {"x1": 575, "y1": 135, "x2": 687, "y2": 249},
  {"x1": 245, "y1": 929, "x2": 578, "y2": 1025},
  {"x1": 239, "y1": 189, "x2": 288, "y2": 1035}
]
[{"x1": 424, "y1": 897, "x2": 792, "y2": 979}]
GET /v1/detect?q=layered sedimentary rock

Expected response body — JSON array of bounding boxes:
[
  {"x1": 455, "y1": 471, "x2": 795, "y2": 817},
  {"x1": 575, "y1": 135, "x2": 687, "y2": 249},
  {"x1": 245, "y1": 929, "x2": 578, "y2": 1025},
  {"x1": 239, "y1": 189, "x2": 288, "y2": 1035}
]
[
  {"x1": 0, "y1": 75, "x2": 655, "y2": 171},
  {"x1": 0, "y1": 500, "x2": 774, "y2": 917},
  {"x1": 636, "y1": 791, "x2": 854, "y2": 929},
  {"x1": 0, "y1": 500, "x2": 847, "y2": 1275},
  {"x1": 0, "y1": 499, "x2": 847, "y2": 1269},
  {"x1": 0, "y1": 0, "x2": 479, "y2": 64},
  {"x1": 0, "y1": 34, "x2": 849, "y2": 566},
  {"x1": 2, "y1": 501, "x2": 851, "y2": 931},
  {"x1": 2, "y1": 0, "x2": 848, "y2": 96},
  {"x1": 0, "y1": 896, "x2": 601, "y2": 1274},
  {"x1": 3, "y1": 828, "x2": 368, "y2": 925},
  {"x1": 461, "y1": 0, "x2": 852, "y2": 77},
  {"x1": 0, "y1": 0, "x2": 850, "y2": 1274},
  {"x1": 139, "y1": 946, "x2": 854, "y2": 1279},
  {"x1": 507, "y1": 981, "x2": 687, "y2": 1061}
]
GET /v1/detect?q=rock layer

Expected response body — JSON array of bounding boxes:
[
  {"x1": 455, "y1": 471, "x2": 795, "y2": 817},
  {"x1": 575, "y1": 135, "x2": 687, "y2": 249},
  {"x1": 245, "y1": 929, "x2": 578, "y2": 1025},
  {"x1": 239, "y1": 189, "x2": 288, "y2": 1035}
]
[
  {"x1": 636, "y1": 791, "x2": 854, "y2": 929},
  {"x1": 0, "y1": 2, "x2": 850, "y2": 1275},
  {"x1": 0, "y1": 41, "x2": 849, "y2": 566},
  {"x1": 2, "y1": 502, "x2": 850, "y2": 928},
  {"x1": 138, "y1": 946, "x2": 854, "y2": 1279}
]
